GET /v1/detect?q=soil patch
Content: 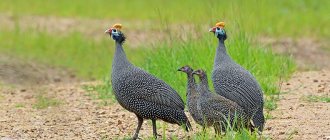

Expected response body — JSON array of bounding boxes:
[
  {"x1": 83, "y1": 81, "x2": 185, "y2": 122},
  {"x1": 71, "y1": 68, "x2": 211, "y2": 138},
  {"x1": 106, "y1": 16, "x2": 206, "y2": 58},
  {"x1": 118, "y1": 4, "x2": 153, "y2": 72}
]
[
  {"x1": 264, "y1": 70, "x2": 330, "y2": 140},
  {"x1": 0, "y1": 55, "x2": 79, "y2": 86},
  {"x1": 0, "y1": 70, "x2": 329, "y2": 139},
  {"x1": 0, "y1": 82, "x2": 194, "y2": 139},
  {"x1": 259, "y1": 37, "x2": 330, "y2": 70}
]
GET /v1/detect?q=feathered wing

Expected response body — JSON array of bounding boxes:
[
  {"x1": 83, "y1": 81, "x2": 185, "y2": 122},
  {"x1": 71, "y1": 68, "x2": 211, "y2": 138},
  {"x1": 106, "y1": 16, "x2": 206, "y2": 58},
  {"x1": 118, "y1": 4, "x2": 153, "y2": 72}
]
[
  {"x1": 213, "y1": 67, "x2": 263, "y2": 111},
  {"x1": 207, "y1": 97, "x2": 235, "y2": 118},
  {"x1": 122, "y1": 69, "x2": 185, "y2": 110}
]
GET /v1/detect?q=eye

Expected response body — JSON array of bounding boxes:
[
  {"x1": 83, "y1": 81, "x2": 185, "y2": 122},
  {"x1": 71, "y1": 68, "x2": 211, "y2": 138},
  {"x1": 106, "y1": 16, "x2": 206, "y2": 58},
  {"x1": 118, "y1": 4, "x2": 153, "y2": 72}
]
[
  {"x1": 216, "y1": 27, "x2": 220, "y2": 30},
  {"x1": 112, "y1": 29, "x2": 117, "y2": 32}
]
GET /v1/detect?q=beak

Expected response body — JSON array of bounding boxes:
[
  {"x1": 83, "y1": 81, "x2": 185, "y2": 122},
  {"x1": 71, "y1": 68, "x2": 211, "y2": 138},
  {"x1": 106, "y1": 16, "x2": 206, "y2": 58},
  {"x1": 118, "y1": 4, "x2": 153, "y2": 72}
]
[
  {"x1": 209, "y1": 27, "x2": 216, "y2": 32},
  {"x1": 192, "y1": 71, "x2": 196, "y2": 75},
  {"x1": 105, "y1": 28, "x2": 112, "y2": 35}
]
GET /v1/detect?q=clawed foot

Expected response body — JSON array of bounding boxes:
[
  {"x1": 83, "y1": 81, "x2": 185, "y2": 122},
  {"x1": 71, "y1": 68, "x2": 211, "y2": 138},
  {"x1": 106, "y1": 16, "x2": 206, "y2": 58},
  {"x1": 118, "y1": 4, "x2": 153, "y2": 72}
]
[
  {"x1": 132, "y1": 134, "x2": 140, "y2": 140},
  {"x1": 131, "y1": 137, "x2": 140, "y2": 140},
  {"x1": 152, "y1": 133, "x2": 162, "y2": 139}
]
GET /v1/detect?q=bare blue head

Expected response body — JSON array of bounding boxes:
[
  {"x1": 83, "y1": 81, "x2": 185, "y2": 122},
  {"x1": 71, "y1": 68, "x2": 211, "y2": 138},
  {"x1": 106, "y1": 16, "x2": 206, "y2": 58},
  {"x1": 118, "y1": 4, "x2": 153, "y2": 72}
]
[
  {"x1": 209, "y1": 22, "x2": 227, "y2": 41},
  {"x1": 105, "y1": 24, "x2": 126, "y2": 44}
]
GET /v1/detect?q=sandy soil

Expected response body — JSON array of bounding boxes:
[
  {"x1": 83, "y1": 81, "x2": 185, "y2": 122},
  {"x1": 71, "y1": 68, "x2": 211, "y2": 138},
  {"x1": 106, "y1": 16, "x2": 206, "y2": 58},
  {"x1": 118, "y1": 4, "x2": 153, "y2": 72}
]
[
  {"x1": 0, "y1": 70, "x2": 329, "y2": 140},
  {"x1": 260, "y1": 37, "x2": 330, "y2": 70},
  {"x1": 0, "y1": 82, "x2": 193, "y2": 139},
  {"x1": 264, "y1": 70, "x2": 330, "y2": 140},
  {"x1": 0, "y1": 55, "x2": 79, "y2": 86}
]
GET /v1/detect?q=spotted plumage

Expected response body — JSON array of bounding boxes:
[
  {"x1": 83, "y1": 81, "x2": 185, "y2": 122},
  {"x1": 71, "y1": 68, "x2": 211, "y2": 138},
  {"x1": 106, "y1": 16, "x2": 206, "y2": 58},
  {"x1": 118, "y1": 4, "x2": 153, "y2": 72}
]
[
  {"x1": 210, "y1": 23, "x2": 265, "y2": 132},
  {"x1": 193, "y1": 69, "x2": 249, "y2": 134},
  {"x1": 178, "y1": 65, "x2": 204, "y2": 126},
  {"x1": 105, "y1": 24, "x2": 191, "y2": 140}
]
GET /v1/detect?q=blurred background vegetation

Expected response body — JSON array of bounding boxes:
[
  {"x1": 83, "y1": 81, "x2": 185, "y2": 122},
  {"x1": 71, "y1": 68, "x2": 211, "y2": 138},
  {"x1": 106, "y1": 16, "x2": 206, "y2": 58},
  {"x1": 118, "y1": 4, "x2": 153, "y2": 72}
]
[{"x1": 1, "y1": 0, "x2": 329, "y2": 100}]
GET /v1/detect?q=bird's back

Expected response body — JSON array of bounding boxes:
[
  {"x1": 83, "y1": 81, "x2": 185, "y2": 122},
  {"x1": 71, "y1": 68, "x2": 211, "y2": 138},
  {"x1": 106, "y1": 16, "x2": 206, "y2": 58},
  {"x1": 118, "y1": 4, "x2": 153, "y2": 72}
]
[
  {"x1": 111, "y1": 66, "x2": 191, "y2": 126},
  {"x1": 212, "y1": 62, "x2": 264, "y2": 130},
  {"x1": 213, "y1": 65, "x2": 263, "y2": 107}
]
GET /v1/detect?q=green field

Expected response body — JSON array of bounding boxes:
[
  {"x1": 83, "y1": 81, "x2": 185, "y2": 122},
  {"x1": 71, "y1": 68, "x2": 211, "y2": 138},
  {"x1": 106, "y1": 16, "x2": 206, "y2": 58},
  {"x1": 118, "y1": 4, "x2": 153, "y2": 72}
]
[
  {"x1": 1, "y1": 0, "x2": 327, "y2": 139},
  {"x1": 1, "y1": 0, "x2": 329, "y2": 38}
]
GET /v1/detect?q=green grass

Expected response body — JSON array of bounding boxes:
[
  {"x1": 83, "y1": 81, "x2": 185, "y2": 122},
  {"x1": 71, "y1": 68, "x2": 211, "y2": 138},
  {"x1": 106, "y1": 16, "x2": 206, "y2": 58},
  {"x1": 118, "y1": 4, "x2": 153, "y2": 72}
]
[
  {"x1": 0, "y1": 0, "x2": 329, "y2": 38},
  {"x1": 0, "y1": 29, "x2": 145, "y2": 79},
  {"x1": 82, "y1": 78, "x2": 115, "y2": 106},
  {"x1": 33, "y1": 94, "x2": 61, "y2": 109},
  {"x1": 142, "y1": 32, "x2": 295, "y2": 101},
  {"x1": 15, "y1": 103, "x2": 25, "y2": 108},
  {"x1": 264, "y1": 96, "x2": 279, "y2": 111},
  {"x1": 0, "y1": 94, "x2": 4, "y2": 101},
  {"x1": 163, "y1": 120, "x2": 261, "y2": 140},
  {"x1": 303, "y1": 95, "x2": 330, "y2": 103}
]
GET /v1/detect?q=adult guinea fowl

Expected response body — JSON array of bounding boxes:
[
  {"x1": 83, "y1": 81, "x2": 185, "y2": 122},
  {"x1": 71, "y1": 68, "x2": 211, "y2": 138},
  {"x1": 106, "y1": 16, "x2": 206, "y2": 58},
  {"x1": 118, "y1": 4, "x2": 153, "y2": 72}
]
[
  {"x1": 209, "y1": 22, "x2": 265, "y2": 132},
  {"x1": 105, "y1": 24, "x2": 191, "y2": 139},
  {"x1": 193, "y1": 69, "x2": 249, "y2": 134},
  {"x1": 178, "y1": 65, "x2": 204, "y2": 126}
]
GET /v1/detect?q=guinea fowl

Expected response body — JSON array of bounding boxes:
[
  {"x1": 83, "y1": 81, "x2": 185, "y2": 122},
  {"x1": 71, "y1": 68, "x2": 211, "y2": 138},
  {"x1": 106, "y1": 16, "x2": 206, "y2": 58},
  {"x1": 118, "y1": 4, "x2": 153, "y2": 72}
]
[
  {"x1": 209, "y1": 22, "x2": 265, "y2": 132},
  {"x1": 178, "y1": 65, "x2": 203, "y2": 126},
  {"x1": 105, "y1": 24, "x2": 191, "y2": 139},
  {"x1": 193, "y1": 69, "x2": 249, "y2": 134}
]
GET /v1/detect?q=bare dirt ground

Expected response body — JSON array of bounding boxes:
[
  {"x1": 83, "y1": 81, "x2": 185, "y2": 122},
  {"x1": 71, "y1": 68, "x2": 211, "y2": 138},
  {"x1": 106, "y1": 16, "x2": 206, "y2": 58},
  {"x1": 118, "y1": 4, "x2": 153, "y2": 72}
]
[
  {"x1": 0, "y1": 82, "x2": 192, "y2": 139},
  {"x1": 264, "y1": 70, "x2": 330, "y2": 140},
  {"x1": 1, "y1": 70, "x2": 329, "y2": 140},
  {"x1": 0, "y1": 55, "x2": 79, "y2": 86},
  {"x1": 0, "y1": 15, "x2": 330, "y2": 139},
  {"x1": 260, "y1": 37, "x2": 330, "y2": 70}
]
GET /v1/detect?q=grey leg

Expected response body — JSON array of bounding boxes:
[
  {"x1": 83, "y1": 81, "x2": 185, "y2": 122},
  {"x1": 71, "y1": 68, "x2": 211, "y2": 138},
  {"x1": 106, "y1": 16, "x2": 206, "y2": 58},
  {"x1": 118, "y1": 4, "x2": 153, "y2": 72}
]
[
  {"x1": 132, "y1": 116, "x2": 143, "y2": 140},
  {"x1": 152, "y1": 119, "x2": 158, "y2": 139}
]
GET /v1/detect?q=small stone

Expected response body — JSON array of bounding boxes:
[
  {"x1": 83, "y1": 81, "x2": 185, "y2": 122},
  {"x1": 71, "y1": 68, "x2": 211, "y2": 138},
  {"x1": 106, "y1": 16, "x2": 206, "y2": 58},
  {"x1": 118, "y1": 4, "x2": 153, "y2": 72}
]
[
  {"x1": 24, "y1": 95, "x2": 33, "y2": 99},
  {"x1": 117, "y1": 120, "x2": 122, "y2": 125},
  {"x1": 20, "y1": 89, "x2": 27, "y2": 92},
  {"x1": 313, "y1": 79, "x2": 318, "y2": 82},
  {"x1": 75, "y1": 117, "x2": 81, "y2": 121},
  {"x1": 97, "y1": 110, "x2": 106, "y2": 115},
  {"x1": 266, "y1": 127, "x2": 272, "y2": 130},
  {"x1": 54, "y1": 77, "x2": 61, "y2": 82}
]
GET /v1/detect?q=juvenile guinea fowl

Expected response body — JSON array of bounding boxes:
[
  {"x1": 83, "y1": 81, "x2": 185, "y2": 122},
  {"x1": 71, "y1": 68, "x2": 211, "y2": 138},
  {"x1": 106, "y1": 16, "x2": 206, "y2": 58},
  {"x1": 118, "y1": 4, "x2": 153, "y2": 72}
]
[
  {"x1": 193, "y1": 69, "x2": 249, "y2": 134},
  {"x1": 209, "y1": 22, "x2": 265, "y2": 132},
  {"x1": 105, "y1": 24, "x2": 191, "y2": 139},
  {"x1": 178, "y1": 65, "x2": 203, "y2": 126}
]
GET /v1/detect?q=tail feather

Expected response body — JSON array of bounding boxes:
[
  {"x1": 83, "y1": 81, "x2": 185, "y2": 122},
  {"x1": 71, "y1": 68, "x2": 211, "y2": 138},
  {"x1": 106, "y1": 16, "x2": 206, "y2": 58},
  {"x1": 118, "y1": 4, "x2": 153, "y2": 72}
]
[
  {"x1": 252, "y1": 109, "x2": 265, "y2": 132},
  {"x1": 166, "y1": 110, "x2": 192, "y2": 132}
]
